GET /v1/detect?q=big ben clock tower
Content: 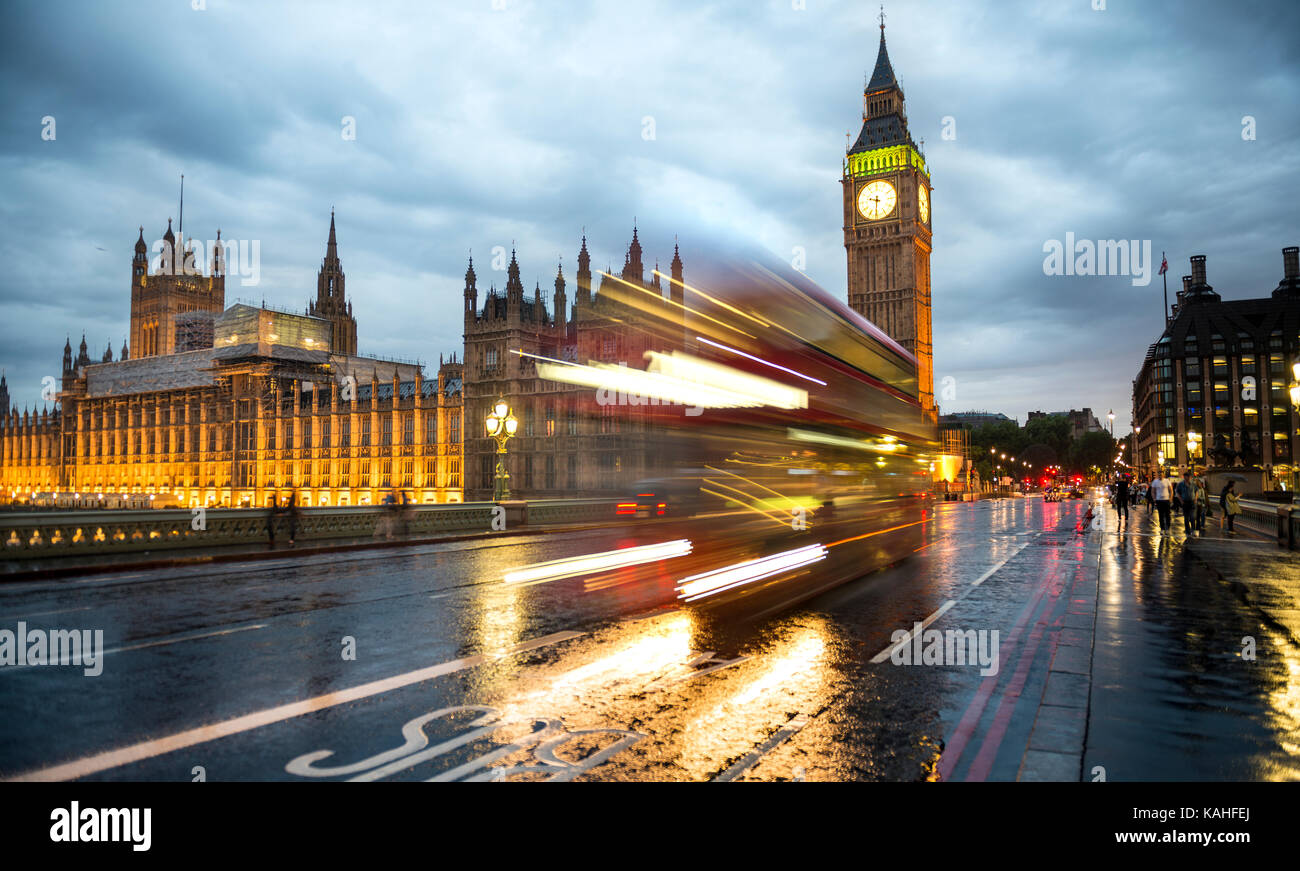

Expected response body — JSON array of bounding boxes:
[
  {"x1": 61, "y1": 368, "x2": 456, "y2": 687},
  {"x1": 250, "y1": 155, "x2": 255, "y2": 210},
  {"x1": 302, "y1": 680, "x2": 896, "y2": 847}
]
[{"x1": 843, "y1": 15, "x2": 934, "y2": 415}]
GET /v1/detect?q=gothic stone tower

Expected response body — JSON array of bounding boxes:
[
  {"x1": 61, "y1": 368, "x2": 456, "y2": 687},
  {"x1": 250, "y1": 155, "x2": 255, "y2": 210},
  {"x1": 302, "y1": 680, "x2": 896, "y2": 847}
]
[
  {"x1": 309, "y1": 211, "x2": 358, "y2": 356},
  {"x1": 129, "y1": 219, "x2": 226, "y2": 357},
  {"x1": 842, "y1": 19, "x2": 934, "y2": 413}
]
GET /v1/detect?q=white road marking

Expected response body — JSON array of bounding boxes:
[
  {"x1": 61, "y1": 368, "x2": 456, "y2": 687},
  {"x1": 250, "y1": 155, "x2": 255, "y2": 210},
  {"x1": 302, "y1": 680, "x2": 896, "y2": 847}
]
[
  {"x1": 1, "y1": 604, "x2": 92, "y2": 621},
  {"x1": 713, "y1": 713, "x2": 811, "y2": 782},
  {"x1": 869, "y1": 538, "x2": 1034, "y2": 665},
  {"x1": 972, "y1": 542, "x2": 1033, "y2": 587},
  {"x1": 101, "y1": 623, "x2": 268, "y2": 656},
  {"x1": 0, "y1": 623, "x2": 270, "y2": 675},
  {"x1": 5, "y1": 629, "x2": 585, "y2": 782},
  {"x1": 870, "y1": 600, "x2": 956, "y2": 664}
]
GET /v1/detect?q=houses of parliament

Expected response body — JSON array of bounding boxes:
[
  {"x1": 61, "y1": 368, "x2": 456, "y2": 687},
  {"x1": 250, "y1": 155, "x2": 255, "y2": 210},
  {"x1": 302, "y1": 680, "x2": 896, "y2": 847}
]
[
  {"x1": 0, "y1": 211, "x2": 688, "y2": 508},
  {"x1": 1, "y1": 22, "x2": 936, "y2": 507},
  {"x1": 0, "y1": 215, "x2": 466, "y2": 508}
]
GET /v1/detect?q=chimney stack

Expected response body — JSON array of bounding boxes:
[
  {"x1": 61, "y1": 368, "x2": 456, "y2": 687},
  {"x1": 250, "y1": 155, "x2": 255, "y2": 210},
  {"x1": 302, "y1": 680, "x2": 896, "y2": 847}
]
[
  {"x1": 1190, "y1": 255, "x2": 1207, "y2": 287},
  {"x1": 1274, "y1": 245, "x2": 1300, "y2": 298}
]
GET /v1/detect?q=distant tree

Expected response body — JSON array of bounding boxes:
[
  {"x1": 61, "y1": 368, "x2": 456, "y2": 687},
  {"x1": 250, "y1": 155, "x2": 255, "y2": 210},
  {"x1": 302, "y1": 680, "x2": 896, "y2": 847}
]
[
  {"x1": 1024, "y1": 415, "x2": 1071, "y2": 461},
  {"x1": 1070, "y1": 430, "x2": 1117, "y2": 475}
]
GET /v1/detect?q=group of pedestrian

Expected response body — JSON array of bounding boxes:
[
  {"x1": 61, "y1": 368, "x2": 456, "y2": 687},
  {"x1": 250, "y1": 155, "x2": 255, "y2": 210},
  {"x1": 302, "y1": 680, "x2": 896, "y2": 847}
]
[{"x1": 1115, "y1": 470, "x2": 1242, "y2": 535}]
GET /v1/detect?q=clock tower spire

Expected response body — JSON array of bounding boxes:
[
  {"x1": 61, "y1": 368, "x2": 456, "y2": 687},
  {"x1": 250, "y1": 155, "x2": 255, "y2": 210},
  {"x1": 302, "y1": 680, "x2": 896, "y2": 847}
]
[{"x1": 842, "y1": 14, "x2": 934, "y2": 416}]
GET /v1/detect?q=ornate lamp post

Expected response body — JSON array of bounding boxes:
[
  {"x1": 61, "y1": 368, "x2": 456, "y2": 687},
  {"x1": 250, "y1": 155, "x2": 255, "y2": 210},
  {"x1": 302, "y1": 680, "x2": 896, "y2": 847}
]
[
  {"x1": 484, "y1": 398, "x2": 519, "y2": 501},
  {"x1": 1186, "y1": 430, "x2": 1202, "y2": 472}
]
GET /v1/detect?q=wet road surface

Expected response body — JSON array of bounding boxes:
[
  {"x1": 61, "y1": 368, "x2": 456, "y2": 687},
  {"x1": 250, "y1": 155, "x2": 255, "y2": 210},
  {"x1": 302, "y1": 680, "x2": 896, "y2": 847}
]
[{"x1": 2, "y1": 493, "x2": 1296, "y2": 781}]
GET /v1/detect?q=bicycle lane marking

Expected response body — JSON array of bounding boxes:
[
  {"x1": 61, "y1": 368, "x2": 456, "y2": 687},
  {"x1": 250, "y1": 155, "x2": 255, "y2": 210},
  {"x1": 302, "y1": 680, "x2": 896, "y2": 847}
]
[{"x1": 5, "y1": 630, "x2": 584, "y2": 782}]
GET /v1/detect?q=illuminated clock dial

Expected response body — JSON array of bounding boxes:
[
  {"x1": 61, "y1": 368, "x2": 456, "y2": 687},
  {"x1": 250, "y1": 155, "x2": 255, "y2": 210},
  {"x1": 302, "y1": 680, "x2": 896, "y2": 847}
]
[
  {"x1": 918, "y1": 185, "x2": 930, "y2": 224},
  {"x1": 857, "y1": 180, "x2": 897, "y2": 220}
]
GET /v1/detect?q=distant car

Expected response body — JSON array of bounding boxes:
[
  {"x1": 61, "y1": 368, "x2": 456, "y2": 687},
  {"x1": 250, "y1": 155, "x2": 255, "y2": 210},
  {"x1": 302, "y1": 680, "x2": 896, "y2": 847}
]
[
  {"x1": 1043, "y1": 488, "x2": 1062, "y2": 503},
  {"x1": 616, "y1": 478, "x2": 704, "y2": 518},
  {"x1": 1068, "y1": 487, "x2": 1084, "y2": 499}
]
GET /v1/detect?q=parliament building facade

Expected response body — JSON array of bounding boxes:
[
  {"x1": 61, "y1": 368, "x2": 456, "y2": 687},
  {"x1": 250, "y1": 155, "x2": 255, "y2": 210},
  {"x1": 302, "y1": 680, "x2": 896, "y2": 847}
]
[{"x1": 0, "y1": 215, "x2": 464, "y2": 508}]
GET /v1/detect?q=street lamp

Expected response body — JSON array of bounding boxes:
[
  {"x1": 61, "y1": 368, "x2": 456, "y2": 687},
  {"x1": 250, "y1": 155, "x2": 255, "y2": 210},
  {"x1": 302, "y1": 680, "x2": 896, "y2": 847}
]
[
  {"x1": 1132, "y1": 424, "x2": 1140, "y2": 480},
  {"x1": 484, "y1": 398, "x2": 519, "y2": 501},
  {"x1": 1186, "y1": 430, "x2": 1201, "y2": 471}
]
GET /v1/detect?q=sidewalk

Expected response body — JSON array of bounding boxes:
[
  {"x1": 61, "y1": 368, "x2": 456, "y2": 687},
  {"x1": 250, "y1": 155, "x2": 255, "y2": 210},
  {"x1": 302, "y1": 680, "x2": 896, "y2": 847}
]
[{"x1": 1081, "y1": 498, "x2": 1300, "y2": 780}]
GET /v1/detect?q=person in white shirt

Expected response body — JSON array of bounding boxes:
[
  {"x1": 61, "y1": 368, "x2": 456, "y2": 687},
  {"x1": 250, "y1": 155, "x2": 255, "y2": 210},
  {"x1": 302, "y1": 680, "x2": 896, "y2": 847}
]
[{"x1": 1149, "y1": 473, "x2": 1173, "y2": 532}]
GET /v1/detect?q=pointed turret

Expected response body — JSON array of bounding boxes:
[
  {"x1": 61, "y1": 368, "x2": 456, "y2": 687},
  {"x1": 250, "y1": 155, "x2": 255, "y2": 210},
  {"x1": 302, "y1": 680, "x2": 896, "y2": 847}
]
[
  {"x1": 506, "y1": 247, "x2": 524, "y2": 308},
  {"x1": 120, "y1": 338, "x2": 129, "y2": 361},
  {"x1": 576, "y1": 233, "x2": 592, "y2": 308},
  {"x1": 212, "y1": 229, "x2": 224, "y2": 277},
  {"x1": 62, "y1": 337, "x2": 73, "y2": 376},
  {"x1": 102, "y1": 341, "x2": 113, "y2": 363},
  {"x1": 553, "y1": 260, "x2": 567, "y2": 328},
  {"x1": 464, "y1": 254, "x2": 479, "y2": 319},
  {"x1": 311, "y1": 210, "x2": 357, "y2": 354},
  {"x1": 623, "y1": 224, "x2": 644, "y2": 282},
  {"x1": 133, "y1": 226, "x2": 148, "y2": 281},
  {"x1": 76, "y1": 333, "x2": 91, "y2": 368}
]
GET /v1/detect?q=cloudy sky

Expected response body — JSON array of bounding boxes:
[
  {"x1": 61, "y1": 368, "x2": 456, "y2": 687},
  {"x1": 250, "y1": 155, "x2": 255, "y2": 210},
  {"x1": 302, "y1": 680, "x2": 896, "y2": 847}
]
[{"x1": 2, "y1": 0, "x2": 1297, "y2": 431}]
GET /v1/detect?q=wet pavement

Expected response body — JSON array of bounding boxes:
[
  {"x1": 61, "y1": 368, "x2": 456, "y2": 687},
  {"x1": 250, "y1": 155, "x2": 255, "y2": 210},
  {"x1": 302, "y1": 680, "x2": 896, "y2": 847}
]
[
  {"x1": 1, "y1": 492, "x2": 1296, "y2": 781},
  {"x1": 1086, "y1": 499, "x2": 1300, "y2": 781}
]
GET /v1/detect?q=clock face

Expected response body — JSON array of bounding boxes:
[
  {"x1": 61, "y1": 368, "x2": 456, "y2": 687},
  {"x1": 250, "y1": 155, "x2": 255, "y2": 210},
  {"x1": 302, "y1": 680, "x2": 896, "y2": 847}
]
[
  {"x1": 918, "y1": 185, "x2": 930, "y2": 224},
  {"x1": 857, "y1": 180, "x2": 897, "y2": 220}
]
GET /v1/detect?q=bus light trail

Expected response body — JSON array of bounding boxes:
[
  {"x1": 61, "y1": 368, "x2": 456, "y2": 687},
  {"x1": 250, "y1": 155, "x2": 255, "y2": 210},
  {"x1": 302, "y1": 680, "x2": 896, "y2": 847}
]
[
  {"x1": 504, "y1": 539, "x2": 694, "y2": 586},
  {"x1": 676, "y1": 544, "x2": 828, "y2": 603}
]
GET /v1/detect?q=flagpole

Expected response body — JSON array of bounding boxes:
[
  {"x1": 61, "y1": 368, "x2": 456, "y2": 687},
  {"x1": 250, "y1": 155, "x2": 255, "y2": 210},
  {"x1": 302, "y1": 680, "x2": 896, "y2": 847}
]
[{"x1": 1161, "y1": 249, "x2": 1168, "y2": 327}]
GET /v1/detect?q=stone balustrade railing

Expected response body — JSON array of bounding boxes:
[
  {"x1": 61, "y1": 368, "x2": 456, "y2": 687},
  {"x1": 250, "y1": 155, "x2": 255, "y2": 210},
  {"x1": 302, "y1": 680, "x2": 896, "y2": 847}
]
[
  {"x1": 0, "y1": 499, "x2": 618, "y2": 559},
  {"x1": 1235, "y1": 498, "x2": 1300, "y2": 549}
]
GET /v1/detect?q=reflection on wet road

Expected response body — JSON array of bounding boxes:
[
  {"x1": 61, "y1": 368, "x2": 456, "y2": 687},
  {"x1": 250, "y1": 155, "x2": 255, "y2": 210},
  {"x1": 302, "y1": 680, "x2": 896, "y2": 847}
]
[{"x1": 2, "y1": 494, "x2": 1297, "y2": 781}]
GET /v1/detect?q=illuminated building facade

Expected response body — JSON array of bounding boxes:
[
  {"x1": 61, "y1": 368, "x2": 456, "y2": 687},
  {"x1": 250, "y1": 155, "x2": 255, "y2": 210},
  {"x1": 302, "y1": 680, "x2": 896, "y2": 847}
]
[
  {"x1": 462, "y1": 229, "x2": 684, "y2": 500},
  {"x1": 1131, "y1": 249, "x2": 1300, "y2": 482},
  {"x1": 842, "y1": 20, "x2": 934, "y2": 415},
  {"x1": 1, "y1": 219, "x2": 463, "y2": 507}
]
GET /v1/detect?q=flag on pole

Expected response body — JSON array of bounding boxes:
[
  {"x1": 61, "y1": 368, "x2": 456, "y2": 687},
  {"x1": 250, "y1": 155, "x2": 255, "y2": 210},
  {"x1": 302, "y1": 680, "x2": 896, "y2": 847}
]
[{"x1": 1158, "y1": 255, "x2": 1168, "y2": 276}]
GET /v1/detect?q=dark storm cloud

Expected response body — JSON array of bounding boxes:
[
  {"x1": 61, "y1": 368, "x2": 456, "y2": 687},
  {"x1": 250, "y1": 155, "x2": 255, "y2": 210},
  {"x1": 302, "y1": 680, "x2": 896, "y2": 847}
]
[{"x1": 1, "y1": 0, "x2": 1297, "y2": 428}]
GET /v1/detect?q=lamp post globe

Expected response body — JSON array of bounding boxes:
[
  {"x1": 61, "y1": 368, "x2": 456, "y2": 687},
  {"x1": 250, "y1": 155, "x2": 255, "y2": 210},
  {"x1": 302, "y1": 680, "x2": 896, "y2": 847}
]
[{"x1": 485, "y1": 397, "x2": 519, "y2": 501}]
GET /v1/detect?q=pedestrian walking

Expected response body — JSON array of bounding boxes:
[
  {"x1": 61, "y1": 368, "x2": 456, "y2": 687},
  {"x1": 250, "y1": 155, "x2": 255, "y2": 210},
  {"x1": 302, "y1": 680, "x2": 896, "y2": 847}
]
[
  {"x1": 1114, "y1": 475, "x2": 1129, "y2": 524},
  {"x1": 1222, "y1": 481, "x2": 1241, "y2": 534},
  {"x1": 286, "y1": 494, "x2": 299, "y2": 546},
  {"x1": 1144, "y1": 480, "x2": 1154, "y2": 512},
  {"x1": 267, "y1": 500, "x2": 279, "y2": 547},
  {"x1": 1175, "y1": 472, "x2": 1197, "y2": 535},
  {"x1": 1150, "y1": 472, "x2": 1173, "y2": 532}
]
